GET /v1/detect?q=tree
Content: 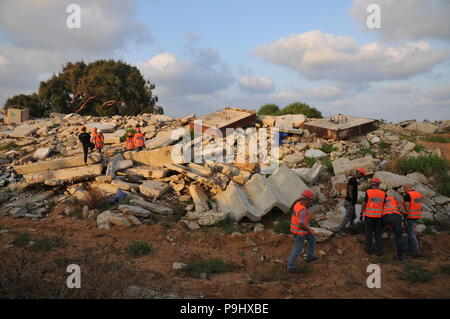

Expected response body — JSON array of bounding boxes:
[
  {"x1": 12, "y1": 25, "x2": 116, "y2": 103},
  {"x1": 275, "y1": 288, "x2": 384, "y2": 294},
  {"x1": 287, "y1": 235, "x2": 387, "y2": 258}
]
[
  {"x1": 4, "y1": 59, "x2": 162, "y2": 117},
  {"x1": 280, "y1": 102, "x2": 322, "y2": 118},
  {"x1": 257, "y1": 104, "x2": 280, "y2": 116},
  {"x1": 4, "y1": 93, "x2": 44, "y2": 117}
]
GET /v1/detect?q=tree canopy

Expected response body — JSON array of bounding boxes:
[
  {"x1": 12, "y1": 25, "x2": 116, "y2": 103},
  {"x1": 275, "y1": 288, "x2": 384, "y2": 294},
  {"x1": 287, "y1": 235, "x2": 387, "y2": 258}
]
[
  {"x1": 4, "y1": 59, "x2": 162, "y2": 117},
  {"x1": 257, "y1": 101, "x2": 322, "y2": 118}
]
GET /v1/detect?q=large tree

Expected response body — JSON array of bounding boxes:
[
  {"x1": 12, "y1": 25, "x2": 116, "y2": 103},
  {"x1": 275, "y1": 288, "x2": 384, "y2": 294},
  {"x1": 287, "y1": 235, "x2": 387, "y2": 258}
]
[{"x1": 4, "y1": 59, "x2": 162, "y2": 117}]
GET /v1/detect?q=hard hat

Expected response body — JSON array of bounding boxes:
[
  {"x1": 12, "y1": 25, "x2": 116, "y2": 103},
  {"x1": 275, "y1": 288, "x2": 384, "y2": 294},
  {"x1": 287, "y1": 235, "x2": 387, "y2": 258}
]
[
  {"x1": 80, "y1": 126, "x2": 86, "y2": 131},
  {"x1": 93, "y1": 127, "x2": 97, "y2": 132},
  {"x1": 136, "y1": 127, "x2": 141, "y2": 132},
  {"x1": 371, "y1": 178, "x2": 381, "y2": 185},
  {"x1": 301, "y1": 189, "x2": 315, "y2": 200},
  {"x1": 127, "y1": 132, "x2": 133, "y2": 136},
  {"x1": 356, "y1": 168, "x2": 366, "y2": 176},
  {"x1": 97, "y1": 129, "x2": 102, "y2": 134}
]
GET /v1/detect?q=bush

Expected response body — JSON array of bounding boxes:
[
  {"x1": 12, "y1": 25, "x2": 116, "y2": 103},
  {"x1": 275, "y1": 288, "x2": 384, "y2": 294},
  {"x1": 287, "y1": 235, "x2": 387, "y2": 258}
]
[
  {"x1": 184, "y1": 258, "x2": 233, "y2": 279},
  {"x1": 14, "y1": 232, "x2": 31, "y2": 247},
  {"x1": 217, "y1": 215, "x2": 235, "y2": 234},
  {"x1": 398, "y1": 155, "x2": 449, "y2": 177},
  {"x1": 304, "y1": 157, "x2": 317, "y2": 168},
  {"x1": 413, "y1": 143, "x2": 426, "y2": 153},
  {"x1": 125, "y1": 241, "x2": 153, "y2": 257},
  {"x1": 257, "y1": 104, "x2": 280, "y2": 116},
  {"x1": 320, "y1": 144, "x2": 337, "y2": 154},
  {"x1": 423, "y1": 135, "x2": 450, "y2": 143},
  {"x1": 279, "y1": 102, "x2": 322, "y2": 118},
  {"x1": 439, "y1": 264, "x2": 450, "y2": 275},
  {"x1": 359, "y1": 147, "x2": 376, "y2": 156},
  {"x1": 397, "y1": 263, "x2": 435, "y2": 283},
  {"x1": 437, "y1": 176, "x2": 450, "y2": 197}
]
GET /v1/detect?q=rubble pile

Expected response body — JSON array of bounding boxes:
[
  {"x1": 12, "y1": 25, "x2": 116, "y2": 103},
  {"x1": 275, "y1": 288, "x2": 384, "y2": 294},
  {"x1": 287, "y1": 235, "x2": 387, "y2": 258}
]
[{"x1": 0, "y1": 110, "x2": 449, "y2": 241}]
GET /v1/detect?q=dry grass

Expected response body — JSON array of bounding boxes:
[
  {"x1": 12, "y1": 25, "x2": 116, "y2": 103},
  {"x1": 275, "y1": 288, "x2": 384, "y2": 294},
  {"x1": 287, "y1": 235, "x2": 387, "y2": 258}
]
[{"x1": 82, "y1": 187, "x2": 111, "y2": 210}]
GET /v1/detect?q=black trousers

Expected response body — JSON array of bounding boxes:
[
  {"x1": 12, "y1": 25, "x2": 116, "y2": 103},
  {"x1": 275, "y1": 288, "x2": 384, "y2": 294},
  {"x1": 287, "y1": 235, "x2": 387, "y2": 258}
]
[
  {"x1": 82, "y1": 143, "x2": 94, "y2": 163},
  {"x1": 382, "y1": 214, "x2": 405, "y2": 259},
  {"x1": 364, "y1": 217, "x2": 383, "y2": 254}
]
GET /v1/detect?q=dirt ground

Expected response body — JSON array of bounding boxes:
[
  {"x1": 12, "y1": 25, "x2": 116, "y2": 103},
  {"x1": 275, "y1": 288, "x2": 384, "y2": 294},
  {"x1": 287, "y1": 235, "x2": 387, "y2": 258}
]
[
  {"x1": 418, "y1": 133, "x2": 450, "y2": 161},
  {"x1": 0, "y1": 205, "x2": 449, "y2": 299}
]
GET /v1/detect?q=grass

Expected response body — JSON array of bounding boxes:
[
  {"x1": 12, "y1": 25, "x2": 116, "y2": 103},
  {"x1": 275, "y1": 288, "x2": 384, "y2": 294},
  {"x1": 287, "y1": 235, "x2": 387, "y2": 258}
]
[
  {"x1": 423, "y1": 135, "x2": 450, "y2": 143},
  {"x1": 320, "y1": 144, "x2": 338, "y2": 154},
  {"x1": 183, "y1": 258, "x2": 233, "y2": 279},
  {"x1": 0, "y1": 141, "x2": 20, "y2": 151},
  {"x1": 398, "y1": 155, "x2": 449, "y2": 177},
  {"x1": 437, "y1": 176, "x2": 450, "y2": 197},
  {"x1": 273, "y1": 219, "x2": 291, "y2": 234},
  {"x1": 217, "y1": 215, "x2": 235, "y2": 234},
  {"x1": 359, "y1": 147, "x2": 376, "y2": 156},
  {"x1": 304, "y1": 157, "x2": 317, "y2": 168},
  {"x1": 32, "y1": 237, "x2": 68, "y2": 251},
  {"x1": 125, "y1": 241, "x2": 153, "y2": 258},
  {"x1": 439, "y1": 264, "x2": 450, "y2": 275},
  {"x1": 397, "y1": 263, "x2": 435, "y2": 283},
  {"x1": 379, "y1": 140, "x2": 391, "y2": 150},
  {"x1": 14, "y1": 232, "x2": 31, "y2": 247},
  {"x1": 249, "y1": 264, "x2": 292, "y2": 283},
  {"x1": 413, "y1": 143, "x2": 426, "y2": 153},
  {"x1": 320, "y1": 157, "x2": 333, "y2": 173}
]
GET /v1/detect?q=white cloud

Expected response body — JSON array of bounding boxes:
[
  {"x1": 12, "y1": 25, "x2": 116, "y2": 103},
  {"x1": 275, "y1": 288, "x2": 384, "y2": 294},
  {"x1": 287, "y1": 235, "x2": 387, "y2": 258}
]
[
  {"x1": 350, "y1": 0, "x2": 450, "y2": 42},
  {"x1": 238, "y1": 75, "x2": 274, "y2": 93},
  {"x1": 253, "y1": 30, "x2": 449, "y2": 82},
  {"x1": 138, "y1": 47, "x2": 234, "y2": 96}
]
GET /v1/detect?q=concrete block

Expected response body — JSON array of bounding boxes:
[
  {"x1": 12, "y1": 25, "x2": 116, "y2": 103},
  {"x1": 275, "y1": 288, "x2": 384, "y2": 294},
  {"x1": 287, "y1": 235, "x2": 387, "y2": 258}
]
[
  {"x1": 145, "y1": 130, "x2": 177, "y2": 150},
  {"x1": 33, "y1": 147, "x2": 52, "y2": 160},
  {"x1": 124, "y1": 166, "x2": 169, "y2": 179},
  {"x1": 332, "y1": 155, "x2": 375, "y2": 176},
  {"x1": 124, "y1": 146, "x2": 176, "y2": 167},
  {"x1": 10, "y1": 124, "x2": 38, "y2": 137},
  {"x1": 130, "y1": 199, "x2": 174, "y2": 215},
  {"x1": 24, "y1": 164, "x2": 103, "y2": 184},
  {"x1": 103, "y1": 129, "x2": 125, "y2": 144},
  {"x1": 189, "y1": 184, "x2": 209, "y2": 211},
  {"x1": 139, "y1": 181, "x2": 170, "y2": 198},
  {"x1": 373, "y1": 171, "x2": 416, "y2": 188},
  {"x1": 111, "y1": 179, "x2": 139, "y2": 191},
  {"x1": 118, "y1": 205, "x2": 153, "y2": 218},
  {"x1": 85, "y1": 122, "x2": 116, "y2": 133},
  {"x1": 215, "y1": 181, "x2": 256, "y2": 221}
]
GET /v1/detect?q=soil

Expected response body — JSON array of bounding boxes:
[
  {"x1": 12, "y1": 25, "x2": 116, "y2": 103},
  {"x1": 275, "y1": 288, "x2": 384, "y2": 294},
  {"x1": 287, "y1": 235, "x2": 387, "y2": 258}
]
[
  {"x1": 418, "y1": 133, "x2": 450, "y2": 161},
  {"x1": 1, "y1": 204, "x2": 449, "y2": 299}
]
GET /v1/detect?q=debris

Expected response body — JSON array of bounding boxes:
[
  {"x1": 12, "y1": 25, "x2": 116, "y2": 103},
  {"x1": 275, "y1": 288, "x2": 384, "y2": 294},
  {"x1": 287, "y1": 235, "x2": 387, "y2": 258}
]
[
  {"x1": 139, "y1": 181, "x2": 170, "y2": 198},
  {"x1": 332, "y1": 155, "x2": 375, "y2": 176},
  {"x1": 4, "y1": 108, "x2": 30, "y2": 124},
  {"x1": 118, "y1": 205, "x2": 153, "y2": 218},
  {"x1": 14, "y1": 154, "x2": 102, "y2": 175},
  {"x1": 373, "y1": 171, "x2": 416, "y2": 188},
  {"x1": 24, "y1": 164, "x2": 103, "y2": 184}
]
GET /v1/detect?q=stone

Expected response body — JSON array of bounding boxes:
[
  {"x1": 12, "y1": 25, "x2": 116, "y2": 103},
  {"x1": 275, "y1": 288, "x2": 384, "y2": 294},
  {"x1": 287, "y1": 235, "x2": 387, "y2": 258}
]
[
  {"x1": 187, "y1": 221, "x2": 201, "y2": 230},
  {"x1": 319, "y1": 206, "x2": 346, "y2": 231},
  {"x1": 10, "y1": 124, "x2": 39, "y2": 138},
  {"x1": 103, "y1": 129, "x2": 126, "y2": 144},
  {"x1": 24, "y1": 164, "x2": 103, "y2": 184},
  {"x1": 130, "y1": 199, "x2": 174, "y2": 215},
  {"x1": 111, "y1": 179, "x2": 139, "y2": 192},
  {"x1": 4, "y1": 191, "x2": 52, "y2": 208},
  {"x1": 261, "y1": 116, "x2": 276, "y2": 127},
  {"x1": 85, "y1": 122, "x2": 116, "y2": 133},
  {"x1": 124, "y1": 166, "x2": 169, "y2": 179},
  {"x1": 437, "y1": 120, "x2": 450, "y2": 133},
  {"x1": 332, "y1": 156, "x2": 375, "y2": 176},
  {"x1": 415, "y1": 224, "x2": 427, "y2": 234},
  {"x1": 139, "y1": 181, "x2": 170, "y2": 198},
  {"x1": 407, "y1": 122, "x2": 438, "y2": 134},
  {"x1": 413, "y1": 183, "x2": 436, "y2": 197},
  {"x1": 124, "y1": 146, "x2": 177, "y2": 167},
  {"x1": 189, "y1": 184, "x2": 209, "y2": 212},
  {"x1": 33, "y1": 147, "x2": 52, "y2": 160},
  {"x1": 368, "y1": 135, "x2": 381, "y2": 144},
  {"x1": 397, "y1": 141, "x2": 416, "y2": 157},
  {"x1": 282, "y1": 153, "x2": 304, "y2": 165},
  {"x1": 14, "y1": 154, "x2": 102, "y2": 175},
  {"x1": 118, "y1": 205, "x2": 153, "y2": 218},
  {"x1": 215, "y1": 181, "x2": 256, "y2": 222},
  {"x1": 172, "y1": 263, "x2": 186, "y2": 270},
  {"x1": 11, "y1": 207, "x2": 28, "y2": 218},
  {"x1": 106, "y1": 155, "x2": 133, "y2": 178},
  {"x1": 407, "y1": 172, "x2": 428, "y2": 185},
  {"x1": 145, "y1": 129, "x2": 178, "y2": 150},
  {"x1": 432, "y1": 195, "x2": 450, "y2": 205},
  {"x1": 310, "y1": 227, "x2": 333, "y2": 242},
  {"x1": 373, "y1": 171, "x2": 416, "y2": 188},
  {"x1": 253, "y1": 223, "x2": 264, "y2": 233},
  {"x1": 305, "y1": 149, "x2": 327, "y2": 159},
  {"x1": 331, "y1": 175, "x2": 348, "y2": 197},
  {"x1": 108, "y1": 215, "x2": 133, "y2": 228},
  {"x1": 97, "y1": 211, "x2": 113, "y2": 230},
  {"x1": 303, "y1": 162, "x2": 322, "y2": 185}
]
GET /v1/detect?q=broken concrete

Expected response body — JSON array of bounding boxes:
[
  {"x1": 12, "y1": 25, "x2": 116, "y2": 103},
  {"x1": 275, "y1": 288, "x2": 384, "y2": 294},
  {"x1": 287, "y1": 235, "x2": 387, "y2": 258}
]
[
  {"x1": 85, "y1": 122, "x2": 116, "y2": 133},
  {"x1": 24, "y1": 164, "x2": 103, "y2": 184},
  {"x1": 139, "y1": 181, "x2": 170, "y2": 198},
  {"x1": 130, "y1": 199, "x2": 174, "y2": 215},
  {"x1": 373, "y1": 171, "x2": 416, "y2": 188},
  {"x1": 33, "y1": 147, "x2": 52, "y2": 160},
  {"x1": 10, "y1": 124, "x2": 38, "y2": 138},
  {"x1": 215, "y1": 181, "x2": 257, "y2": 221},
  {"x1": 111, "y1": 179, "x2": 139, "y2": 191},
  {"x1": 332, "y1": 155, "x2": 375, "y2": 176},
  {"x1": 124, "y1": 146, "x2": 177, "y2": 167},
  {"x1": 15, "y1": 154, "x2": 102, "y2": 175},
  {"x1": 189, "y1": 184, "x2": 209, "y2": 212},
  {"x1": 118, "y1": 205, "x2": 153, "y2": 218}
]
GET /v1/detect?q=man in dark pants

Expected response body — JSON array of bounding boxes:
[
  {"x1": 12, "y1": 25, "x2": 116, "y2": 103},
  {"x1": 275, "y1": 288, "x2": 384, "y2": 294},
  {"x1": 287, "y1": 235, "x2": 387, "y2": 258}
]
[
  {"x1": 78, "y1": 126, "x2": 94, "y2": 165},
  {"x1": 403, "y1": 184, "x2": 422, "y2": 257},
  {"x1": 361, "y1": 178, "x2": 386, "y2": 256},
  {"x1": 337, "y1": 168, "x2": 366, "y2": 233},
  {"x1": 382, "y1": 190, "x2": 407, "y2": 261}
]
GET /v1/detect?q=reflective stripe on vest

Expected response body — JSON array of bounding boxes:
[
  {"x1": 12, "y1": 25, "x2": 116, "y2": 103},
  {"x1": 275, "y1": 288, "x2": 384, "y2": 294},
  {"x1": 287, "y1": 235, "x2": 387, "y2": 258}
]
[
  {"x1": 382, "y1": 196, "x2": 402, "y2": 217},
  {"x1": 364, "y1": 189, "x2": 386, "y2": 218},
  {"x1": 406, "y1": 191, "x2": 422, "y2": 219},
  {"x1": 125, "y1": 137, "x2": 135, "y2": 150},
  {"x1": 93, "y1": 133, "x2": 104, "y2": 148},
  {"x1": 134, "y1": 133, "x2": 145, "y2": 147},
  {"x1": 290, "y1": 201, "x2": 309, "y2": 235}
]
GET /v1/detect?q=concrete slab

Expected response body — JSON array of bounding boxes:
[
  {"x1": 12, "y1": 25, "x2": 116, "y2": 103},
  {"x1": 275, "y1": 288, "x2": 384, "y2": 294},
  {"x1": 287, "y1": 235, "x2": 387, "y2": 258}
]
[
  {"x1": 10, "y1": 124, "x2": 38, "y2": 137},
  {"x1": 373, "y1": 171, "x2": 416, "y2": 188},
  {"x1": 332, "y1": 155, "x2": 375, "y2": 176},
  {"x1": 268, "y1": 165, "x2": 309, "y2": 210},
  {"x1": 85, "y1": 122, "x2": 116, "y2": 133},
  {"x1": 123, "y1": 166, "x2": 169, "y2": 179},
  {"x1": 124, "y1": 146, "x2": 176, "y2": 167},
  {"x1": 111, "y1": 179, "x2": 139, "y2": 191},
  {"x1": 103, "y1": 129, "x2": 125, "y2": 144},
  {"x1": 33, "y1": 147, "x2": 52, "y2": 160},
  {"x1": 189, "y1": 184, "x2": 209, "y2": 211},
  {"x1": 130, "y1": 199, "x2": 174, "y2": 215},
  {"x1": 24, "y1": 164, "x2": 103, "y2": 184},
  {"x1": 145, "y1": 129, "x2": 177, "y2": 150},
  {"x1": 215, "y1": 181, "x2": 257, "y2": 221},
  {"x1": 14, "y1": 154, "x2": 101, "y2": 175},
  {"x1": 139, "y1": 181, "x2": 170, "y2": 198},
  {"x1": 118, "y1": 205, "x2": 153, "y2": 218}
]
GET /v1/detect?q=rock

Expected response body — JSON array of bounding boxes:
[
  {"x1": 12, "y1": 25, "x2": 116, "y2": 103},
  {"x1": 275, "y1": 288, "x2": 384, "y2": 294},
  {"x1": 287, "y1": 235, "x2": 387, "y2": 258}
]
[
  {"x1": 108, "y1": 215, "x2": 134, "y2": 228},
  {"x1": 118, "y1": 205, "x2": 153, "y2": 218},
  {"x1": 33, "y1": 147, "x2": 52, "y2": 160},
  {"x1": 125, "y1": 285, "x2": 157, "y2": 299},
  {"x1": 368, "y1": 135, "x2": 381, "y2": 144},
  {"x1": 437, "y1": 120, "x2": 450, "y2": 133},
  {"x1": 397, "y1": 141, "x2": 416, "y2": 157},
  {"x1": 319, "y1": 206, "x2": 346, "y2": 231},
  {"x1": 64, "y1": 207, "x2": 75, "y2": 216},
  {"x1": 82, "y1": 205, "x2": 90, "y2": 219},
  {"x1": 303, "y1": 162, "x2": 322, "y2": 185},
  {"x1": 407, "y1": 172, "x2": 428, "y2": 185},
  {"x1": 415, "y1": 224, "x2": 427, "y2": 234},
  {"x1": 172, "y1": 262, "x2": 186, "y2": 270},
  {"x1": 413, "y1": 183, "x2": 436, "y2": 197},
  {"x1": 24, "y1": 164, "x2": 103, "y2": 184},
  {"x1": 139, "y1": 181, "x2": 170, "y2": 198},
  {"x1": 145, "y1": 129, "x2": 179, "y2": 150},
  {"x1": 332, "y1": 156, "x2": 375, "y2": 176},
  {"x1": 373, "y1": 171, "x2": 416, "y2": 188},
  {"x1": 186, "y1": 221, "x2": 201, "y2": 230},
  {"x1": 85, "y1": 122, "x2": 116, "y2": 133},
  {"x1": 432, "y1": 195, "x2": 450, "y2": 205},
  {"x1": 10, "y1": 124, "x2": 39, "y2": 137},
  {"x1": 97, "y1": 210, "x2": 113, "y2": 230},
  {"x1": 261, "y1": 116, "x2": 276, "y2": 127},
  {"x1": 310, "y1": 227, "x2": 333, "y2": 242},
  {"x1": 253, "y1": 223, "x2": 264, "y2": 233},
  {"x1": 0, "y1": 192, "x2": 12, "y2": 204},
  {"x1": 124, "y1": 146, "x2": 177, "y2": 167},
  {"x1": 282, "y1": 153, "x2": 304, "y2": 165},
  {"x1": 111, "y1": 179, "x2": 139, "y2": 192},
  {"x1": 331, "y1": 175, "x2": 347, "y2": 197},
  {"x1": 130, "y1": 199, "x2": 174, "y2": 215},
  {"x1": 11, "y1": 207, "x2": 28, "y2": 218},
  {"x1": 124, "y1": 166, "x2": 169, "y2": 179},
  {"x1": 189, "y1": 184, "x2": 209, "y2": 212},
  {"x1": 432, "y1": 148, "x2": 442, "y2": 157},
  {"x1": 103, "y1": 129, "x2": 126, "y2": 144},
  {"x1": 407, "y1": 122, "x2": 438, "y2": 134},
  {"x1": 305, "y1": 149, "x2": 327, "y2": 159}
]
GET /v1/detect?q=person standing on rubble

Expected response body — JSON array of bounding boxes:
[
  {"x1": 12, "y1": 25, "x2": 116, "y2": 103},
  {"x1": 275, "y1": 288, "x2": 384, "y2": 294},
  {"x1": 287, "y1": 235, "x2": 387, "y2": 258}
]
[
  {"x1": 287, "y1": 190, "x2": 318, "y2": 272},
  {"x1": 402, "y1": 184, "x2": 423, "y2": 258},
  {"x1": 337, "y1": 168, "x2": 366, "y2": 234},
  {"x1": 91, "y1": 128, "x2": 104, "y2": 154},
  {"x1": 133, "y1": 127, "x2": 145, "y2": 152},
  {"x1": 79, "y1": 126, "x2": 94, "y2": 165},
  {"x1": 124, "y1": 131, "x2": 135, "y2": 152}
]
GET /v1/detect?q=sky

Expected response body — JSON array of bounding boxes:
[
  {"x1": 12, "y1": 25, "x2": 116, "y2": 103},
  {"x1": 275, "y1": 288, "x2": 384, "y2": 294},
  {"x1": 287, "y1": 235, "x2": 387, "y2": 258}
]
[{"x1": 0, "y1": 0, "x2": 449, "y2": 121}]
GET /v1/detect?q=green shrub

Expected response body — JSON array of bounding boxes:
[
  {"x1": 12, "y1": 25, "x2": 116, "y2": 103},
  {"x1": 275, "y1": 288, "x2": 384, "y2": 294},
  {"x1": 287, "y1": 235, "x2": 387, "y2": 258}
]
[
  {"x1": 125, "y1": 241, "x2": 153, "y2": 257},
  {"x1": 184, "y1": 258, "x2": 233, "y2": 278},
  {"x1": 304, "y1": 157, "x2": 317, "y2": 168},
  {"x1": 279, "y1": 102, "x2": 322, "y2": 118},
  {"x1": 320, "y1": 144, "x2": 338, "y2": 154},
  {"x1": 320, "y1": 157, "x2": 333, "y2": 173},
  {"x1": 33, "y1": 237, "x2": 68, "y2": 251},
  {"x1": 379, "y1": 141, "x2": 391, "y2": 150},
  {"x1": 257, "y1": 104, "x2": 280, "y2": 116},
  {"x1": 397, "y1": 263, "x2": 435, "y2": 283},
  {"x1": 14, "y1": 232, "x2": 31, "y2": 247},
  {"x1": 359, "y1": 147, "x2": 376, "y2": 156},
  {"x1": 439, "y1": 264, "x2": 450, "y2": 275},
  {"x1": 413, "y1": 143, "x2": 426, "y2": 153},
  {"x1": 274, "y1": 219, "x2": 291, "y2": 234},
  {"x1": 398, "y1": 155, "x2": 449, "y2": 177},
  {"x1": 217, "y1": 215, "x2": 235, "y2": 234},
  {"x1": 437, "y1": 176, "x2": 450, "y2": 197},
  {"x1": 423, "y1": 135, "x2": 450, "y2": 143}
]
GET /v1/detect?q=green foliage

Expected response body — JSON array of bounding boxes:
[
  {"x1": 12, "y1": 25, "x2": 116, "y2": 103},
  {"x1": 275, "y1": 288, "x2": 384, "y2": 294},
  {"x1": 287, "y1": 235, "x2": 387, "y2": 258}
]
[
  {"x1": 183, "y1": 258, "x2": 233, "y2": 279},
  {"x1": 437, "y1": 176, "x2": 450, "y2": 197},
  {"x1": 0, "y1": 142, "x2": 20, "y2": 151},
  {"x1": 274, "y1": 219, "x2": 291, "y2": 234},
  {"x1": 4, "y1": 59, "x2": 162, "y2": 117},
  {"x1": 378, "y1": 140, "x2": 391, "y2": 150},
  {"x1": 398, "y1": 155, "x2": 449, "y2": 177},
  {"x1": 439, "y1": 264, "x2": 450, "y2": 275},
  {"x1": 320, "y1": 157, "x2": 333, "y2": 173},
  {"x1": 359, "y1": 146, "x2": 376, "y2": 156},
  {"x1": 320, "y1": 144, "x2": 338, "y2": 154},
  {"x1": 32, "y1": 237, "x2": 68, "y2": 251},
  {"x1": 279, "y1": 102, "x2": 323, "y2": 118},
  {"x1": 217, "y1": 215, "x2": 235, "y2": 234},
  {"x1": 423, "y1": 135, "x2": 450, "y2": 143},
  {"x1": 120, "y1": 128, "x2": 136, "y2": 143},
  {"x1": 397, "y1": 263, "x2": 435, "y2": 283},
  {"x1": 125, "y1": 241, "x2": 153, "y2": 257},
  {"x1": 413, "y1": 143, "x2": 426, "y2": 153},
  {"x1": 14, "y1": 232, "x2": 31, "y2": 247},
  {"x1": 257, "y1": 104, "x2": 280, "y2": 116},
  {"x1": 304, "y1": 157, "x2": 317, "y2": 168}
]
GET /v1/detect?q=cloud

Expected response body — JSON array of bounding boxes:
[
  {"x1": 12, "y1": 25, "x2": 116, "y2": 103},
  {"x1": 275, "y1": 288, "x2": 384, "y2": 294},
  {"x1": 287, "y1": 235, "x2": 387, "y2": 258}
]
[
  {"x1": 350, "y1": 0, "x2": 450, "y2": 42},
  {"x1": 238, "y1": 75, "x2": 274, "y2": 93},
  {"x1": 138, "y1": 46, "x2": 234, "y2": 96},
  {"x1": 253, "y1": 30, "x2": 449, "y2": 83}
]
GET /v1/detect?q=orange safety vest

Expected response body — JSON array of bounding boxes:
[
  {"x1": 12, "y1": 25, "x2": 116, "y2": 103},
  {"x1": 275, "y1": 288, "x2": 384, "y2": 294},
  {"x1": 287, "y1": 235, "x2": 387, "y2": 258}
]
[
  {"x1": 125, "y1": 136, "x2": 135, "y2": 150},
  {"x1": 134, "y1": 132, "x2": 145, "y2": 147},
  {"x1": 364, "y1": 189, "x2": 386, "y2": 218},
  {"x1": 382, "y1": 196, "x2": 402, "y2": 217},
  {"x1": 290, "y1": 201, "x2": 309, "y2": 235},
  {"x1": 92, "y1": 132, "x2": 104, "y2": 148},
  {"x1": 405, "y1": 191, "x2": 422, "y2": 219}
]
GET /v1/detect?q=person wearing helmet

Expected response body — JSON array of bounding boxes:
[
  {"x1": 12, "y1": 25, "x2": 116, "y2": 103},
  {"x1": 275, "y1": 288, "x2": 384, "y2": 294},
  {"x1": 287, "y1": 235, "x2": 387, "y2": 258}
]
[
  {"x1": 337, "y1": 168, "x2": 366, "y2": 233},
  {"x1": 124, "y1": 131, "x2": 135, "y2": 151},
  {"x1": 402, "y1": 184, "x2": 423, "y2": 258},
  {"x1": 91, "y1": 128, "x2": 104, "y2": 154},
  {"x1": 287, "y1": 189, "x2": 318, "y2": 272},
  {"x1": 78, "y1": 126, "x2": 94, "y2": 165},
  {"x1": 361, "y1": 178, "x2": 386, "y2": 256},
  {"x1": 133, "y1": 127, "x2": 145, "y2": 152}
]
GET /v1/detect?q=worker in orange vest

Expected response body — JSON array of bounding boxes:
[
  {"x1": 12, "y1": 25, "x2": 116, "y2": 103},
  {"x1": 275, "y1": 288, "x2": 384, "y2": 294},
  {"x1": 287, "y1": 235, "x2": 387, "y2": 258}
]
[
  {"x1": 361, "y1": 178, "x2": 386, "y2": 256},
  {"x1": 133, "y1": 127, "x2": 145, "y2": 152},
  {"x1": 124, "y1": 132, "x2": 135, "y2": 151},
  {"x1": 382, "y1": 190, "x2": 407, "y2": 261},
  {"x1": 287, "y1": 190, "x2": 317, "y2": 272},
  {"x1": 91, "y1": 127, "x2": 104, "y2": 154},
  {"x1": 403, "y1": 184, "x2": 422, "y2": 258}
]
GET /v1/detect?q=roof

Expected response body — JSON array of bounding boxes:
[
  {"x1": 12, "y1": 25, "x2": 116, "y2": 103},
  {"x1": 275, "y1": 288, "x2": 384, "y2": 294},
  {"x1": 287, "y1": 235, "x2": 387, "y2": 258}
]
[
  {"x1": 196, "y1": 107, "x2": 255, "y2": 129},
  {"x1": 302, "y1": 115, "x2": 378, "y2": 131}
]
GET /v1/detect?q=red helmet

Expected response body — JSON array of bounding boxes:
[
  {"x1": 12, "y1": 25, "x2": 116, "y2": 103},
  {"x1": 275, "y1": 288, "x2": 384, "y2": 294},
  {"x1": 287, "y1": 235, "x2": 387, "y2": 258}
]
[
  {"x1": 301, "y1": 189, "x2": 315, "y2": 200},
  {"x1": 371, "y1": 178, "x2": 381, "y2": 185},
  {"x1": 80, "y1": 126, "x2": 86, "y2": 131},
  {"x1": 136, "y1": 127, "x2": 141, "y2": 132},
  {"x1": 93, "y1": 127, "x2": 97, "y2": 132},
  {"x1": 127, "y1": 132, "x2": 133, "y2": 136},
  {"x1": 356, "y1": 168, "x2": 366, "y2": 176}
]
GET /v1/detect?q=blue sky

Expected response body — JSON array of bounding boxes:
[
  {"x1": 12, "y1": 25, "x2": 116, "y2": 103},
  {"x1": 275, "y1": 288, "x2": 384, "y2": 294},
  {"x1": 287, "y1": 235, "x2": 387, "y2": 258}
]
[{"x1": 0, "y1": 0, "x2": 449, "y2": 121}]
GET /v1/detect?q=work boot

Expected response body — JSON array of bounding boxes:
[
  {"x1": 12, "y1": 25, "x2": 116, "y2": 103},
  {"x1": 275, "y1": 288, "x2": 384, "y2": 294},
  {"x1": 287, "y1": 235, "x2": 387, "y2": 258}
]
[{"x1": 306, "y1": 256, "x2": 318, "y2": 263}]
